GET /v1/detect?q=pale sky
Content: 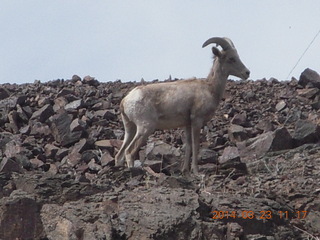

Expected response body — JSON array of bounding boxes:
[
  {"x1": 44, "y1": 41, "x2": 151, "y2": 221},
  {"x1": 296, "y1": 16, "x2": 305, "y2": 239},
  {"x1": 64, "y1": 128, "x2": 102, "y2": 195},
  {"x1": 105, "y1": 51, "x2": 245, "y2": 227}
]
[{"x1": 1, "y1": 1, "x2": 320, "y2": 84}]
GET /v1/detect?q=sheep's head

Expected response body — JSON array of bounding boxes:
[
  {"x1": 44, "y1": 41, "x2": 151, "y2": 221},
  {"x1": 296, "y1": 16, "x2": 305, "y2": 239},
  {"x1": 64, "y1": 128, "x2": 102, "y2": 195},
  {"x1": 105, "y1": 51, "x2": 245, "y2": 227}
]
[{"x1": 202, "y1": 37, "x2": 250, "y2": 80}]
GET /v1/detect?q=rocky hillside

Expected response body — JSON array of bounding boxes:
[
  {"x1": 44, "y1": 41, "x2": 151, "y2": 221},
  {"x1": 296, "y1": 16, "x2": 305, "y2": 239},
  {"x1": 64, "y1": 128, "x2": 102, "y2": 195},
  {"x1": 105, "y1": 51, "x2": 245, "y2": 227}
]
[{"x1": 0, "y1": 69, "x2": 320, "y2": 240}]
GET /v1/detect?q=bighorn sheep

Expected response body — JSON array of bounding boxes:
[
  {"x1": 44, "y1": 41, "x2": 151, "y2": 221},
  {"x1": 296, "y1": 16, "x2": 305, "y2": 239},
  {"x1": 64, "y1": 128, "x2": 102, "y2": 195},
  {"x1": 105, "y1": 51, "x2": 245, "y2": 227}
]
[{"x1": 115, "y1": 37, "x2": 250, "y2": 175}]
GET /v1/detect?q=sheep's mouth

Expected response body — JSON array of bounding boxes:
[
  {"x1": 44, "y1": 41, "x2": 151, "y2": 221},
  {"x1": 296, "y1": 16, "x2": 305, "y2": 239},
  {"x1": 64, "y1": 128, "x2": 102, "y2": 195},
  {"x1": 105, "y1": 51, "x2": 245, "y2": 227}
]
[{"x1": 241, "y1": 71, "x2": 250, "y2": 80}]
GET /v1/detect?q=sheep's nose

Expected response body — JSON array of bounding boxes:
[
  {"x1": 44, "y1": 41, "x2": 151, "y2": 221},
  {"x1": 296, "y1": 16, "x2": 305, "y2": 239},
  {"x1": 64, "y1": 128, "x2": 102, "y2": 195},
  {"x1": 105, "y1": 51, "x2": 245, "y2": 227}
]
[{"x1": 246, "y1": 70, "x2": 250, "y2": 77}]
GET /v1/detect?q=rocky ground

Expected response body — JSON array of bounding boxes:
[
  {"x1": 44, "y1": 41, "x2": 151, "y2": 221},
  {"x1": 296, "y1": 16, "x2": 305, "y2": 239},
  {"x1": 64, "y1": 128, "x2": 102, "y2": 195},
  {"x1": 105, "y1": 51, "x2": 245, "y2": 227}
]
[{"x1": 0, "y1": 68, "x2": 320, "y2": 240}]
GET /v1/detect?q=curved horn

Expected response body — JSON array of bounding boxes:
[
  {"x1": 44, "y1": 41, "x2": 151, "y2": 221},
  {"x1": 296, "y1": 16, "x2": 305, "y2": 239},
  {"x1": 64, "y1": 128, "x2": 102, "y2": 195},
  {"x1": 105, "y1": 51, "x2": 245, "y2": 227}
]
[{"x1": 202, "y1": 37, "x2": 234, "y2": 50}]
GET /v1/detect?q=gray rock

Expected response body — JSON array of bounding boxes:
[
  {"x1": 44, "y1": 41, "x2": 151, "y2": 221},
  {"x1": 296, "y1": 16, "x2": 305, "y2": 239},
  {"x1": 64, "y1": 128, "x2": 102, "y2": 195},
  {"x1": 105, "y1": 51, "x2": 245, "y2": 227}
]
[
  {"x1": 95, "y1": 139, "x2": 123, "y2": 151},
  {"x1": 41, "y1": 200, "x2": 113, "y2": 240},
  {"x1": 50, "y1": 112, "x2": 83, "y2": 147},
  {"x1": 0, "y1": 190, "x2": 44, "y2": 240},
  {"x1": 0, "y1": 158, "x2": 22, "y2": 173},
  {"x1": 83, "y1": 75, "x2": 99, "y2": 86},
  {"x1": 275, "y1": 100, "x2": 287, "y2": 111},
  {"x1": 100, "y1": 151, "x2": 114, "y2": 167},
  {"x1": 0, "y1": 87, "x2": 10, "y2": 100},
  {"x1": 239, "y1": 127, "x2": 293, "y2": 159},
  {"x1": 44, "y1": 143, "x2": 60, "y2": 158},
  {"x1": 88, "y1": 159, "x2": 102, "y2": 172},
  {"x1": 297, "y1": 88, "x2": 319, "y2": 99},
  {"x1": 0, "y1": 95, "x2": 26, "y2": 111},
  {"x1": 53, "y1": 96, "x2": 68, "y2": 111},
  {"x1": 298, "y1": 68, "x2": 320, "y2": 88},
  {"x1": 311, "y1": 100, "x2": 320, "y2": 110},
  {"x1": 199, "y1": 148, "x2": 218, "y2": 164},
  {"x1": 145, "y1": 140, "x2": 181, "y2": 160},
  {"x1": 7, "y1": 110, "x2": 19, "y2": 133},
  {"x1": 30, "y1": 121, "x2": 52, "y2": 136},
  {"x1": 94, "y1": 109, "x2": 117, "y2": 121},
  {"x1": 64, "y1": 99, "x2": 84, "y2": 111},
  {"x1": 219, "y1": 146, "x2": 241, "y2": 164},
  {"x1": 228, "y1": 124, "x2": 249, "y2": 142},
  {"x1": 255, "y1": 120, "x2": 275, "y2": 133},
  {"x1": 30, "y1": 104, "x2": 54, "y2": 123},
  {"x1": 293, "y1": 119, "x2": 320, "y2": 146},
  {"x1": 72, "y1": 74, "x2": 82, "y2": 82},
  {"x1": 70, "y1": 118, "x2": 86, "y2": 132},
  {"x1": 231, "y1": 112, "x2": 249, "y2": 127}
]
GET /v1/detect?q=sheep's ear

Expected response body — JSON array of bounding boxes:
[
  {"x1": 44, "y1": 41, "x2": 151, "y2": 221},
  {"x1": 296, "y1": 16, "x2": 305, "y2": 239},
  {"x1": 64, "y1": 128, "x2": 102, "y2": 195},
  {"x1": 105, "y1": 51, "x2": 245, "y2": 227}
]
[{"x1": 212, "y1": 47, "x2": 222, "y2": 57}]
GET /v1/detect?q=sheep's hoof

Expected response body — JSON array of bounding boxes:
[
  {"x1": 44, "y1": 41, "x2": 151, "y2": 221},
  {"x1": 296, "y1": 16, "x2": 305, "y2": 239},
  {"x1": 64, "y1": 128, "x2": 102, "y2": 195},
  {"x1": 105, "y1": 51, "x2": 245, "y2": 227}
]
[
  {"x1": 181, "y1": 170, "x2": 191, "y2": 178},
  {"x1": 191, "y1": 166, "x2": 200, "y2": 176},
  {"x1": 115, "y1": 161, "x2": 124, "y2": 167}
]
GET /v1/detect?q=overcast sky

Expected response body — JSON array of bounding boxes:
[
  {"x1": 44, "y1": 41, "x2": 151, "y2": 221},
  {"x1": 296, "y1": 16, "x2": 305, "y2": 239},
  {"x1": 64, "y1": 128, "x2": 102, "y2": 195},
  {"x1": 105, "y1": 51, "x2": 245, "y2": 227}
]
[{"x1": 1, "y1": 1, "x2": 320, "y2": 84}]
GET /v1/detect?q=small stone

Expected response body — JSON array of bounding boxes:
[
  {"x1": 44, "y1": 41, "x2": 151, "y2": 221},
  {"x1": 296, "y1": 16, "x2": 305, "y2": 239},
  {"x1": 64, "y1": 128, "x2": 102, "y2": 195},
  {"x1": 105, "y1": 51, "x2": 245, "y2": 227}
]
[
  {"x1": 100, "y1": 151, "x2": 114, "y2": 167},
  {"x1": 88, "y1": 159, "x2": 102, "y2": 172},
  {"x1": 53, "y1": 97, "x2": 68, "y2": 112},
  {"x1": 4, "y1": 140, "x2": 23, "y2": 159},
  {"x1": 72, "y1": 75, "x2": 82, "y2": 82},
  {"x1": 0, "y1": 158, "x2": 22, "y2": 173},
  {"x1": 20, "y1": 125, "x2": 31, "y2": 135},
  {"x1": 255, "y1": 120, "x2": 275, "y2": 133},
  {"x1": 70, "y1": 118, "x2": 86, "y2": 132},
  {"x1": 7, "y1": 111, "x2": 19, "y2": 133},
  {"x1": 30, "y1": 158, "x2": 45, "y2": 169},
  {"x1": 95, "y1": 139, "x2": 123, "y2": 150},
  {"x1": 228, "y1": 124, "x2": 248, "y2": 142},
  {"x1": 85, "y1": 172, "x2": 96, "y2": 181},
  {"x1": 231, "y1": 112, "x2": 248, "y2": 127},
  {"x1": 30, "y1": 122, "x2": 52, "y2": 136},
  {"x1": 46, "y1": 164, "x2": 58, "y2": 175},
  {"x1": 81, "y1": 150, "x2": 99, "y2": 164},
  {"x1": 83, "y1": 75, "x2": 99, "y2": 86},
  {"x1": 145, "y1": 140, "x2": 181, "y2": 159},
  {"x1": 44, "y1": 144, "x2": 59, "y2": 158},
  {"x1": 67, "y1": 152, "x2": 81, "y2": 167},
  {"x1": 275, "y1": 100, "x2": 286, "y2": 111},
  {"x1": 57, "y1": 88, "x2": 75, "y2": 98},
  {"x1": 199, "y1": 148, "x2": 218, "y2": 164},
  {"x1": 55, "y1": 148, "x2": 69, "y2": 161},
  {"x1": 37, "y1": 97, "x2": 50, "y2": 107},
  {"x1": 297, "y1": 88, "x2": 319, "y2": 99},
  {"x1": 64, "y1": 99, "x2": 84, "y2": 111},
  {"x1": 311, "y1": 100, "x2": 320, "y2": 110},
  {"x1": 94, "y1": 109, "x2": 117, "y2": 121},
  {"x1": 219, "y1": 146, "x2": 240, "y2": 164},
  {"x1": 226, "y1": 222, "x2": 243, "y2": 240},
  {"x1": 144, "y1": 160, "x2": 162, "y2": 173}
]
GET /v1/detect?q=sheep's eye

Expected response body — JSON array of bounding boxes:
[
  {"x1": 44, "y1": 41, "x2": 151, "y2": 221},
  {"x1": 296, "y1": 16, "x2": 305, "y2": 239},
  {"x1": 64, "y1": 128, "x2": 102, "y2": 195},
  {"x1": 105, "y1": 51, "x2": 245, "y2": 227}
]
[{"x1": 228, "y1": 57, "x2": 236, "y2": 63}]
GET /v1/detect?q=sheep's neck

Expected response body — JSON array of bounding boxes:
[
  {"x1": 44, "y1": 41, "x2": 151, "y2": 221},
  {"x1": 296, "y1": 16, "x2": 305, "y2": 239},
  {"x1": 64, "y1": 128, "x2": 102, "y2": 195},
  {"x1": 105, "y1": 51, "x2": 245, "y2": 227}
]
[{"x1": 207, "y1": 60, "x2": 228, "y2": 103}]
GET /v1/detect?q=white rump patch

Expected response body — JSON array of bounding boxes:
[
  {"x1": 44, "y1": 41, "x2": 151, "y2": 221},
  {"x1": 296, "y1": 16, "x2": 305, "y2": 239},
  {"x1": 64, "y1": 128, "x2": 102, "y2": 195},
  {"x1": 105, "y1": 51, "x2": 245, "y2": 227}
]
[
  {"x1": 127, "y1": 87, "x2": 143, "y2": 102},
  {"x1": 123, "y1": 87, "x2": 144, "y2": 117}
]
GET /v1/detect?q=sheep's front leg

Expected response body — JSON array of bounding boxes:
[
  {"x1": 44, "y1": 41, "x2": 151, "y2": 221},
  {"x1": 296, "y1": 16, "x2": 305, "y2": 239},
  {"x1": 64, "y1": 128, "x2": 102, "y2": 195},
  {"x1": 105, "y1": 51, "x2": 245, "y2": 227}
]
[
  {"x1": 191, "y1": 123, "x2": 201, "y2": 175},
  {"x1": 182, "y1": 125, "x2": 192, "y2": 174}
]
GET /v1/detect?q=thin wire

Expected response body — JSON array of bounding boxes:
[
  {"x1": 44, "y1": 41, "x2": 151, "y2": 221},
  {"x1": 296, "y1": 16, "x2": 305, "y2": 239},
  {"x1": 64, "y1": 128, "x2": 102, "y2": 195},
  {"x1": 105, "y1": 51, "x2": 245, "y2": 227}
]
[{"x1": 286, "y1": 28, "x2": 320, "y2": 79}]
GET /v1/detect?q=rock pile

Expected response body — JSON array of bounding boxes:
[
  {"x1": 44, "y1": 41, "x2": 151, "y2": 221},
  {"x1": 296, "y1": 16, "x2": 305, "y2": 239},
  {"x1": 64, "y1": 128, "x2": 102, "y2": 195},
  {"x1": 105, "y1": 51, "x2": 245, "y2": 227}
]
[{"x1": 0, "y1": 69, "x2": 320, "y2": 239}]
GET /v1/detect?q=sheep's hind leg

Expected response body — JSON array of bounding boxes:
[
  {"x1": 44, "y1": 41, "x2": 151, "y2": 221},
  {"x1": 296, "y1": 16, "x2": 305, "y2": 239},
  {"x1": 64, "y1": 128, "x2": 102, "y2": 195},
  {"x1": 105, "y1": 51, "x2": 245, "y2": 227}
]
[
  {"x1": 115, "y1": 118, "x2": 137, "y2": 166},
  {"x1": 191, "y1": 123, "x2": 201, "y2": 175},
  {"x1": 182, "y1": 125, "x2": 192, "y2": 175},
  {"x1": 125, "y1": 125, "x2": 153, "y2": 168}
]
